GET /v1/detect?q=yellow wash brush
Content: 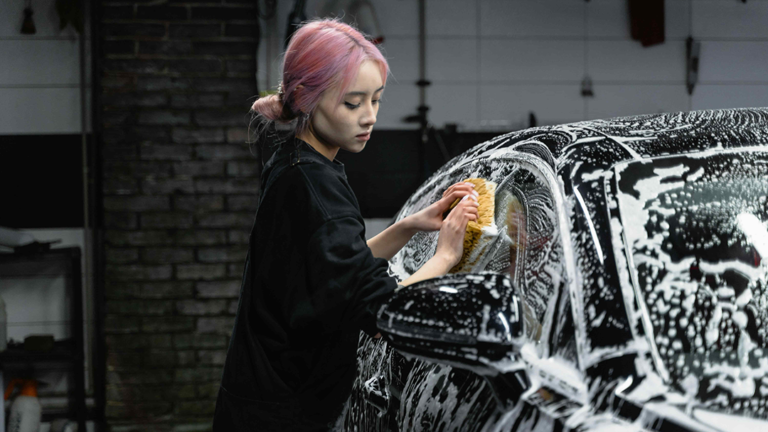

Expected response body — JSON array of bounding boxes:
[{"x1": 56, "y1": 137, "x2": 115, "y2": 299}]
[{"x1": 447, "y1": 178, "x2": 498, "y2": 272}]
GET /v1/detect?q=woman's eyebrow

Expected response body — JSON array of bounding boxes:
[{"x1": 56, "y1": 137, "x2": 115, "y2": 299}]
[{"x1": 345, "y1": 86, "x2": 385, "y2": 97}]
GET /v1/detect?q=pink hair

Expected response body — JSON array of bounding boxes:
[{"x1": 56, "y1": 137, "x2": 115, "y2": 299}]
[{"x1": 250, "y1": 18, "x2": 389, "y2": 138}]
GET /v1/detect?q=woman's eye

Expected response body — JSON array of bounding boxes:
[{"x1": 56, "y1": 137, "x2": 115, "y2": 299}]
[{"x1": 344, "y1": 100, "x2": 381, "y2": 109}]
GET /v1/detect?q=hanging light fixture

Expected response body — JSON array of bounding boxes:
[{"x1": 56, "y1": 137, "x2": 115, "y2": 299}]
[
  {"x1": 21, "y1": 0, "x2": 37, "y2": 35},
  {"x1": 348, "y1": 0, "x2": 385, "y2": 44},
  {"x1": 318, "y1": 0, "x2": 386, "y2": 45}
]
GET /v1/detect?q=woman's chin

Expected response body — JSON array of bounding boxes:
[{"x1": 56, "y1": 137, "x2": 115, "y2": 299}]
[{"x1": 345, "y1": 141, "x2": 367, "y2": 153}]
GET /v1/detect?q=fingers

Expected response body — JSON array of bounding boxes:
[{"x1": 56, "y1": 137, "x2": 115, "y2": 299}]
[
  {"x1": 458, "y1": 197, "x2": 480, "y2": 222},
  {"x1": 446, "y1": 195, "x2": 479, "y2": 223},
  {"x1": 459, "y1": 195, "x2": 481, "y2": 209},
  {"x1": 443, "y1": 189, "x2": 479, "y2": 209},
  {"x1": 442, "y1": 181, "x2": 475, "y2": 198},
  {"x1": 437, "y1": 192, "x2": 480, "y2": 265},
  {"x1": 443, "y1": 182, "x2": 472, "y2": 196},
  {"x1": 452, "y1": 195, "x2": 476, "y2": 212},
  {"x1": 455, "y1": 205, "x2": 473, "y2": 232},
  {"x1": 460, "y1": 199, "x2": 478, "y2": 220}
]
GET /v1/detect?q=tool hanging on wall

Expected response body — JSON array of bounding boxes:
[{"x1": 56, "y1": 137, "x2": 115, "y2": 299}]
[
  {"x1": 686, "y1": 36, "x2": 700, "y2": 95},
  {"x1": 319, "y1": 1, "x2": 385, "y2": 44},
  {"x1": 55, "y1": 0, "x2": 84, "y2": 34},
  {"x1": 20, "y1": 0, "x2": 36, "y2": 34},
  {"x1": 285, "y1": 0, "x2": 308, "y2": 49},
  {"x1": 684, "y1": 0, "x2": 700, "y2": 96},
  {"x1": 580, "y1": 76, "x2": 594, "y2": 97},
  {"x1": 580, "y1": 4, "x2": 594, "y2": 98},
  {"x1": 346, "y1": 1, "x2": 384, "y2": 44}
]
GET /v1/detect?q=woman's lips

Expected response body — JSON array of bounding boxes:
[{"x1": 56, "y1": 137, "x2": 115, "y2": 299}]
[{"x1": 356, "y1": 132, "x2": 371, "y2": 140}]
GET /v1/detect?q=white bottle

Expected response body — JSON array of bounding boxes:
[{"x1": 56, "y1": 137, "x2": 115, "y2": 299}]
[
  {"x1": 6, "y1": 380, "x2": 41, "y2": 432},
  {"x1": 0, "y1": 293, "x2": 6, "y2": 352}
]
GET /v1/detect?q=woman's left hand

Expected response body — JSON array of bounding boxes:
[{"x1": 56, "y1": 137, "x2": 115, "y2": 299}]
[{"x1": 405, "y1": 182, "x2": 479, "y2": 232}]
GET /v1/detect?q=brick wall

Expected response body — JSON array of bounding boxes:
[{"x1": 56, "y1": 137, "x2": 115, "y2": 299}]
[{"x1": 100, "y1": 1, "x2": 259, "y2": 430}]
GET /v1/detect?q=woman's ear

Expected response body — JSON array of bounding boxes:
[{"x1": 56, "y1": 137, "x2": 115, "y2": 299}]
[
  {"x1": 293, "y1": 84, "x2": 304, "y2": 100},
  {"x1": 293, "y1": 85, "x2": 306, "y2": 114}
]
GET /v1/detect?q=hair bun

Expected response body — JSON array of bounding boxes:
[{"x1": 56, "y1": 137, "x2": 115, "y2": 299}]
[{"x1": 251, "y1": 94, "x2": 286, "y2": 122}]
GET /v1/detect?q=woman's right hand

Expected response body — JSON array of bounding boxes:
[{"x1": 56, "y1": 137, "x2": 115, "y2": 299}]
[{"x1": 435, "y1": 195, "x2": 479, "y2": 267}]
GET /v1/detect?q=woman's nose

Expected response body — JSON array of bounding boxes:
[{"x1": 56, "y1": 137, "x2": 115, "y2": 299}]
[{"x1": 361, "y1": 103, "x2": 376, "y2": 126}]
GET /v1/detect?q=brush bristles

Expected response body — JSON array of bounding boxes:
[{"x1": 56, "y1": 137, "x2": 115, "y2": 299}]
[{"x1": 449, "y1": 178, "x2": 497, "y2": 272}]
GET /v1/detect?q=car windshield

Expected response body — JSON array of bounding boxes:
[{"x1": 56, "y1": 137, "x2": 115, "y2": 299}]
[{"x1": 612, "y1": 148, "x2": 768, "y2": 415}]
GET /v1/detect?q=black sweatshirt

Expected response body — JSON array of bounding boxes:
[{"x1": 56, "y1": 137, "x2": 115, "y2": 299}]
[{"x1": 213, "y1": 136, "x2": 398, "y2": 430}]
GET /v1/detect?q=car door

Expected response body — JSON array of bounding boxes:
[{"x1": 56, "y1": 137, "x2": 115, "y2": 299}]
[{"x1": 345, "y1": 151, "x2": 574, "y2": 431}]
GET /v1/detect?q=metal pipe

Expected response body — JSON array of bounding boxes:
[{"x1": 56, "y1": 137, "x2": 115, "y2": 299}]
[
  {"x1": 78, "y1": 0, "x2": 94, "y2": 425},
  {"x1": 418, "y1": 0, "x2": 425, "y2": 112}
]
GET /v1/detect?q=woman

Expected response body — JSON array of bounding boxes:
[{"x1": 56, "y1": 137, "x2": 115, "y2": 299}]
[{"x1": 212, "y1": 19, "x2": 479, "y2": 431}]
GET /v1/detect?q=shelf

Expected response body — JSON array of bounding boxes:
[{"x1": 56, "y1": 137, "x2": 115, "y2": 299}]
[
  {"x1": 0, "y1": 245, "x2": 88, "y2": 430},
  {"x1": 0, "y1": 340, "x2": 82, "y2": 365},
  {"x1": 0, "y1": 247, "x2": 81, "y2": 277}
]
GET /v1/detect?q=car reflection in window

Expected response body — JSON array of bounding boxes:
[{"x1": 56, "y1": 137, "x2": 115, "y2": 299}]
[
  {"x1": 492, "y1": 166, "x2": 566, "y2": 348},
  {"x1": 504, "y1": 194, "x2": 545, "y2": 343}
]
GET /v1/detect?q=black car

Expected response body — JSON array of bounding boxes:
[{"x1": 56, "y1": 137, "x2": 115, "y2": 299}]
[{"x1": 340, "y1": 108, "x2": 768, "y2": 431}]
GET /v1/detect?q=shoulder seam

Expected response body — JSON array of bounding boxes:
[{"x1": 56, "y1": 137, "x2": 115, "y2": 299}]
[{"x1": 296, "y1": 165, "x2": 332, "y2": 221}]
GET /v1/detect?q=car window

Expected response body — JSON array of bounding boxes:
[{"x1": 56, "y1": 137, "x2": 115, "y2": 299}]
[
  {"x1": 390, "y1": 158, "x2": 523, "y2": 279},
  {"x1": 495, "y1": 165, "x2": 566, "y2": 345},
  {"x1": 391, "y1": 157, "x2": 568, "y2": 347},
  {"x1": 612, "y1": 149, "x2": 768, "y2": 416}
]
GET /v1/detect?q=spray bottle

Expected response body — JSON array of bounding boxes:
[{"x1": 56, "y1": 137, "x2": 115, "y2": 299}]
[{"x1": 4, "y1": 379, "x2": 41, "y2": 432}]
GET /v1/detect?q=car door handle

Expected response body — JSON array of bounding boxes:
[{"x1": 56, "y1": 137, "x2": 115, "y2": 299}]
[{"x1": 363, "y1": 374, "x2": 389, "y2": 415}]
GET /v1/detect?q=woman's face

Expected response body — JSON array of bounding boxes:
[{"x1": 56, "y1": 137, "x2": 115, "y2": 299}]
[{"x1": 307, "y1": 60, "x2": 384, "y2": 157}]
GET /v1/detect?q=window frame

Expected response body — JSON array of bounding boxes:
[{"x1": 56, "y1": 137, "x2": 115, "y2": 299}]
[{"x1": 445, "y1": 149, "x2": 579, "y2": 365}]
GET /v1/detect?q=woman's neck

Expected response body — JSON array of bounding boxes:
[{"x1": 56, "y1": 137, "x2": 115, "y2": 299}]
[{"x1": 296, "y1": 128, "x2": 338, "y2": 161}]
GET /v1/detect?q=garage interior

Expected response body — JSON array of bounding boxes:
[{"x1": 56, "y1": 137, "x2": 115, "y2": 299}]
[{"x1": 0, "y1": 0, "x2": 766, "y2": 430}]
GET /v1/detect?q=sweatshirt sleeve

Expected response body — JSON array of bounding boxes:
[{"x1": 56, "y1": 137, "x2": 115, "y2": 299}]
[{"x1": 296, "y1": 215, "x2": 398, "y2": 337}]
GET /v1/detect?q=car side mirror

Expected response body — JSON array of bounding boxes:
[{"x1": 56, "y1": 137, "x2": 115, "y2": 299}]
[{"x1": 377, "y1": 272, "x2": 530, "y2": 408}]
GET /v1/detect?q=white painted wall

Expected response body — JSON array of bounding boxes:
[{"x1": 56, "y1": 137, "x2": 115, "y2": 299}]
[
  {"x1": 0, "y1": 0, "x2": 93, "y2": 412},
  {"x1": 3, "y1": 1, "x2": 765, "y2": 133},
  {"x1": 5, "y1": 0, "x2": 762, "y2": 134},
  {"x1": 257, "y1": 0, "x2": 768, "y2": 130},
  {"x1": 0, "y1": 0, "x2": 90, "y2": 135}
]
